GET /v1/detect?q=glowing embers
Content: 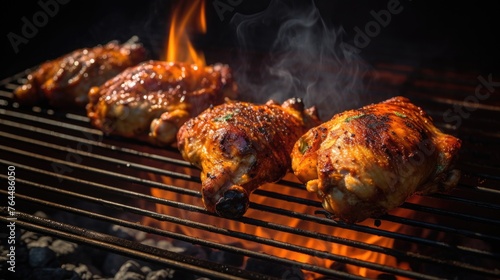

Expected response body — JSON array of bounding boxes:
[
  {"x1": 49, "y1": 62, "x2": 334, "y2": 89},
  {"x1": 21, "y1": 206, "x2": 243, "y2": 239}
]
[{"x1": 144, "y1": 166, "x2": 412, "y2": 279}]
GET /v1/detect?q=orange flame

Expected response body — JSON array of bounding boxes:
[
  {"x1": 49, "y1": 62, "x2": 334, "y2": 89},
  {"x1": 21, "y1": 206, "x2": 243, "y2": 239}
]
[
  {"x1": 165, "y1": 0, "x2": 206, "y2": 66},
  {"x1": 151, "y1": 1, "x2": 414, "y2": 277},
  {"x1": 144, "y1": 165, "x2": 414, "y2": 279}
]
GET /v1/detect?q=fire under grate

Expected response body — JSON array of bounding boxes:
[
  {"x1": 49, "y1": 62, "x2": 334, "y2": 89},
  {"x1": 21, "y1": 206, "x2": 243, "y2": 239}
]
[{"x1": 1, "y1": 65, "x2": 500, "y2": 280}]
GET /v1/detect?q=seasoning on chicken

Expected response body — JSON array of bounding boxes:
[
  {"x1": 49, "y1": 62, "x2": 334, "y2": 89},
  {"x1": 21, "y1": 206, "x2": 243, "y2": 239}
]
[
  {"x1": 14, "y1": 38, "x2": 147, "y2": 108},
  {"x1": 87, "y1": 61, "x2": 238, "y2": 146},
  {"x1": 177, "y1": 98, "x2": 320, "y2": 218},
  {"x1": 291, "y1": 96, "x2": 461, "y2": 223}
]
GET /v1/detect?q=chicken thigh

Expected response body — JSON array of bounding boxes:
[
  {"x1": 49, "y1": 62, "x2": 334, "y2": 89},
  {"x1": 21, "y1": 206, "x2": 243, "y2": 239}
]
[
  {"x1": 15, "y1": 39, "x2": 147, "y2": 108},
  {"x1": 291, "y1": 96, "x2": 461, "y2": 223},
  {"x1": 87, "y1": 61, "x2": 238, "y2": 146},
  {"x1": 177, "y1": 98, "x2": 320, "y2": 218}
]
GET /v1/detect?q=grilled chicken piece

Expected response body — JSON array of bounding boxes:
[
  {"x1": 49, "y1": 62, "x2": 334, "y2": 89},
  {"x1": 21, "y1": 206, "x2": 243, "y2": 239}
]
[
  {"x1": 87, "y1": 61, "x2": 238, "y2": 146},
  {"x1": 14, "y1": 39, "x2": 147, "y2": 108},
  {"x1": 177, "y1": 98, "x2": 320, "y2": 218},
  {"x1": 291, "y1": 96, "x2": 461, "y2": 223}
]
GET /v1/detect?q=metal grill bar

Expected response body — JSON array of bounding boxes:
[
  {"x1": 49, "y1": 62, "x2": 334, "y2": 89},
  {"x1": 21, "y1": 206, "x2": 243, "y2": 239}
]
[
  {"x1": 1, "y1": 67, "x2": 500, "y2": 280},
  {"x1": 3, "y1": 176, "x2": 497, "y2": 279},
  {"x1": 0, "y1": 210, "x2": 275, "y2": 280},
  {"x1": 0, "y1": 172, "x2": 463, "y2": 279},
  {"x1": 2, "y1": 140, "x2": 499, "y2": 260},
  {"x1": 1, "y1": 118, "x2": 498, "y2": 222},
  {"x1": 1, "y1": 162, "x2": 499, "y2": 279},
  {"x1": 0, "y1": 193, "x2": 365, "y2": 279},
  {"x1": 399, "y1": 202, "x2": 500, "y2": 226}
]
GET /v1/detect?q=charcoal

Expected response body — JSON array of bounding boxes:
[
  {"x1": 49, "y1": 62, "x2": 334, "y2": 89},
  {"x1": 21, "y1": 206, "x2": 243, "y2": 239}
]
[
  {"x1": 146, "y1": 269, "x2": 176, "y2": 280},
  {"x1": 50, "y1": 239, "x2": 78, "y2": 256},
  {"x1": 29, "y1": 247, "x2": 57, "y2": 268},
  {"x1": 135, "y1": 230, "x2": 147, "y2": 242},
  {"x1": 209, "y1": 250, "x2": 244, "y2": 267},
  {"x1": 103, "y1": 253, "x2": 132, "y2": 276},
  {"x1": 33, "y1": 267, "x2": 78, "y2": 280},
  {"x1": 171, "y1": 240, "x2": 206, "y2": 259},
  {"x1": 157, "y1": 240, "x2": 184, "y2": 254},
  {"x1": 27, "y1": 236, "x2": 54, "y2": 249},
  {"x1": 141, "y1": 265, "x2": 152, "y2": 275},
  {"x1": 21, "y1": 230, "x2": 40, "y2": 244},
  {"x1": 279, "y1": 266, "x2": 304, "y2": 280},
  {"x1": 140, "y1": 238, "x2": 156, "y2": 247},
  {"x1": 62, "y1": 263, "x2": 95, "y2": 280},
  {"x1": 33, "y1": 267, "x2": 79, "y2": 280},
  {"x1": 246, "y1": 258, "x2": 304, "y2": 279},
  {"x1": 110, "y1": 225, "x2": 142, "y2": 241},
  {"x1": 5, "y1": 210, "x2": 217, "y2": 280},
  {"x1": 208, "y1": 242, "x2": 243, "y2": 267},
  {"x1": 0, "y1": 246, "x2": 6, "y2": 262},
  {"x1": 12, "y1": 265, "x2": 33, "y2": 280},
  {"x1": 156, "y1": 240, "x2": 175, "y2": 251},
  {"x1": 17, "y1": 244, "x2": 30, "y2": 263},
  {"x1": 52, "y1": 207, "x2": 109, "y2": 233},
  {"x1": 113, "y1": 260, "x2": 145, "y2": 280},
  {"x1": 33, "y1": 211, "x2": 49, "y2": 218}
]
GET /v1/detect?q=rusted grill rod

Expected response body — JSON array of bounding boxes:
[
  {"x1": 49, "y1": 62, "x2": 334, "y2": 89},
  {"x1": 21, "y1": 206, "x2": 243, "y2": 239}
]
[{"x1": 0, "y1": 210, "x2": 276, "y2": 280}]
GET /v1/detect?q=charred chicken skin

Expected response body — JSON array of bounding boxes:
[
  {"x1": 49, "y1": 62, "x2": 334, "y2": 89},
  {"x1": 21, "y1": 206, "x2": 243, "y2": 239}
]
[
  {"x1": 177, "y1": 98, "x2": 320, "y2": 218},
  {"x1": 291, "y1": 96, "x2": 461, "y2": 223},
  {"x1": 87, "y1": 61, "x2": 238, "y2": 146},
  {"x1": 15, "y1": 40, "x2": 147, "y2": 108}
]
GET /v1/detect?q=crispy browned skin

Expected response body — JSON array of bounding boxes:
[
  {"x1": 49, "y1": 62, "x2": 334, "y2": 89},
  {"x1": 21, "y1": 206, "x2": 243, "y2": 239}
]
[
  {"x1": 177, "y1": 98, "x2": 320, "y2": 218},
  {"x1": 87, "y1": 61, "x2": 238, "y2": 146},
  {"x1": 291, "y1": 96, "x2": 461, "y2": 223},
  {"x1": 14, "y1": 40, "x2": 147, "y2": 108}
]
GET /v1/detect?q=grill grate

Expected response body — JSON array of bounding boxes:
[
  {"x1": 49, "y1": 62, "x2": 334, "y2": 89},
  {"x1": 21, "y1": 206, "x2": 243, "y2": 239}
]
[{"x1": 1, "y1": 65, "x2": 500, "y2": 279}]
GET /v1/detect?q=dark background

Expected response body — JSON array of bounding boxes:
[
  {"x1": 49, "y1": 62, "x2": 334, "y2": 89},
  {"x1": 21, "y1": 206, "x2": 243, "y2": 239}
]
[{"x1": 1, "y1": 0, "x2": 498, "y2": 80}]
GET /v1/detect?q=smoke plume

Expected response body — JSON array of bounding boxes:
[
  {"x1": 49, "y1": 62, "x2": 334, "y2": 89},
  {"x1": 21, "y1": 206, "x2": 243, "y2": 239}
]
[{"x1": 230, "y1": 0, "x2": 371, "y2": 120}]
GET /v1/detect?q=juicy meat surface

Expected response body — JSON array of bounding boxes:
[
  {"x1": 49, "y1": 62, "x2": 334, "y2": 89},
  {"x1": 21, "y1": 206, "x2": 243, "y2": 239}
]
[
  {"x1": 291, "y1": 96, "x2": 461, "y2": 223},
  {"x1": 177, "y1": 98, "x2": 320, "y2": 218},
  {"x1": 87, "y1": 61, "x2": 238, "y2": 146},
  {"x1": 14, "y1": 39, "x2": 147, "y2": 108}
]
